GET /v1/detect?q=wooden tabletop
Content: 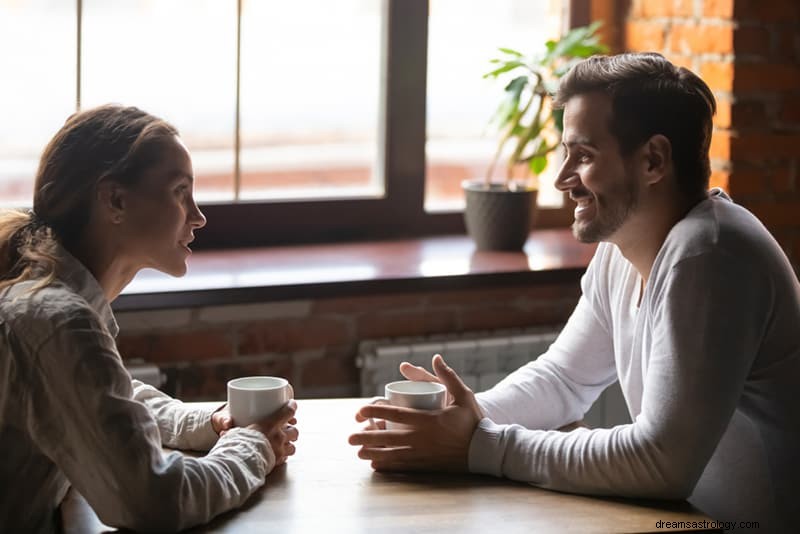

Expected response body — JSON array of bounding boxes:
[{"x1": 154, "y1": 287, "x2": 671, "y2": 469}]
[{"x1": 62, "y1": 398, "x2": 720, "y2": 533}]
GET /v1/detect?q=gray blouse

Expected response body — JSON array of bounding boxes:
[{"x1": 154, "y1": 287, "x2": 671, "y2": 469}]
[{"x1": 0, "y1": 246, "x2": 274, "y2": 532}]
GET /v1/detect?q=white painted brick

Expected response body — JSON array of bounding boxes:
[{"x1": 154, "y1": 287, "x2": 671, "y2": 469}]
[
  {"x1": 477, "y1": 372, "x2": 507, "y2": 392},
  {"x1": 197, "y1": 300, "x2": 312, "y2": 324},
  {"x1": 461, "y1": 375, "x2": 479, "y2": 392},
  {"x1": 409, "y1": 342, "x2": 444, "y2": 367},
  {"x1": 116, "y1": 309, "x2": 192, "y2": 332}
]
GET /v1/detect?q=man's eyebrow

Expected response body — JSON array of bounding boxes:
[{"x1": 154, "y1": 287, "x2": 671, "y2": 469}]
[{"x1": 562, "y1": 137, "x2": 598, "y2": 149}]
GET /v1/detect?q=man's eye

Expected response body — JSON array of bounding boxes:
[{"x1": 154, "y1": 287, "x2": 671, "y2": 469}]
[{"x1": 578, "y1": 153, "x2": 592, "y2": 163}]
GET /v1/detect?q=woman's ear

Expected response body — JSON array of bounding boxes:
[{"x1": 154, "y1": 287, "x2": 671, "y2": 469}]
[
  {"x1": 95, "y1": 179, "x2": 127, "y2": 224},
  {"x1": 642, "y1": 134, "x2": 672, "y2": 186}
]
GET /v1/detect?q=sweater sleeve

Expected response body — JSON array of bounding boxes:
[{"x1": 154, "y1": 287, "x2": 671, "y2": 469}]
[
  {"x1": 468, "y1": 252, "x2": 766, "y2": 499},
  {"x1": 131, "y1": 380, "x2": 223, "y2": 452},
  {"x1": 476, "y1": 251, "x2": 618, "y2": 430},
  {"x1": 26, "y1": 309, "x2": 276, "y2": 532}
]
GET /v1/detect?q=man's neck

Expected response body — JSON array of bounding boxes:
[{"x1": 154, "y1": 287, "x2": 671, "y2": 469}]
[{"x1": 613, "y1": 192, "x2": 706, "y2": 285}]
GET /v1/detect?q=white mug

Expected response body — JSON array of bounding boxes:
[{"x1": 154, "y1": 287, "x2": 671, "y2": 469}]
[
  {"x1": 372, "y1": 380, "x2": 447, "y2": 430},
  {"x1": 227, "y1": 376, "x2": 292, "y2": 427}
]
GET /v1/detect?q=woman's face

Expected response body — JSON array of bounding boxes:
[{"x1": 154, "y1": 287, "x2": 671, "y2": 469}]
[{"x1": 119, "y1": 135, "x2": 206, "y2": 277}]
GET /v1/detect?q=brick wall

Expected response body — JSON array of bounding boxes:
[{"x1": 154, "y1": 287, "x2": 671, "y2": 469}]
[
  {"x1": 116, "y1": 283, "x2": 581, "y2": 401},
  {"x1": 625, "y1": 0, "x2": 800, "y2": 272}
]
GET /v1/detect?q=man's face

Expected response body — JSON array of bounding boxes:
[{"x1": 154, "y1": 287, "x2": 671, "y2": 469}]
[{"x1": 555, "y1": 92, "x2": 640, "y2": 244}]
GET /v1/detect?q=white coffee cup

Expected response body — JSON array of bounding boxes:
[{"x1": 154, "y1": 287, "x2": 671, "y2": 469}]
[
  {"x1": 227, "y1": 376, "x2": 292, "y2": 427},
  {"x1": 372, "y1": 380, "x2": 447, "y2": 430}
]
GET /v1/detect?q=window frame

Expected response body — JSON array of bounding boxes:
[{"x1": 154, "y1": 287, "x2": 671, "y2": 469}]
[
  {"x1": 6, "y1": 0, "x2": 590, "y2": 249},
  {"x1": 194, "y1": 0, "x2": 590, "y2": 249}
]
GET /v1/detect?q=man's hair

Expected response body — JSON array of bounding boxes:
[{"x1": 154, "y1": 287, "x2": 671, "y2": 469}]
[{"x1": 554, "y1": 52, "x2": 716, "y2": 199}]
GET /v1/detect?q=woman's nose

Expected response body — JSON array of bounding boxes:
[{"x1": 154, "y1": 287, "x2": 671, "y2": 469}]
[{"x1": 189, "y1": 201, "x2": 207, "y2": 229}]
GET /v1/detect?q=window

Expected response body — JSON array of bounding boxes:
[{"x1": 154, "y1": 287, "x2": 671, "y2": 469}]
[{"x1": 0, "y1": 0, "x2": 580, "y2": 248}]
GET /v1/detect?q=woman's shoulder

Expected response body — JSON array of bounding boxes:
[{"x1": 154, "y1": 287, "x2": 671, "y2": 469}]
[{"x1": 1, "y1": 280, "x2": 99, "y2": 341}]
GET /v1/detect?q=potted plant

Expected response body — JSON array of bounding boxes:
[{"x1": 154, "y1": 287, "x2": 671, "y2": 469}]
[{"x1": 463, "y1": 22, "x2": 607, "y2": 251}]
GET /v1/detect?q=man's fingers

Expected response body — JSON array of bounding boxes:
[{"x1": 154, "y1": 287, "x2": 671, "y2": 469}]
[
  {"x1": 348, "y1": 429, "x2": 414, "y2": 447},
  {"x1": 399, "y1": 362, "x2": 439, "y2": 383},
  {"x1": 286, "y1": 425, "x2": 300, "y2": 442},
  {"x1": 432, "y1": 354, "x2": 472, "y2": 405},
  {"x1": 357, "y1": 446, "x2": 418, "y2": 468},
  {"x1": 358, "y1": 404, "x2": 430, "y2": 426}
]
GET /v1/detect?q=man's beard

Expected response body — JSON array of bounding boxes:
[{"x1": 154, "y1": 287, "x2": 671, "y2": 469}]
[{"x1": 572, "y1": 175, "x2": 639, "y2": 243}]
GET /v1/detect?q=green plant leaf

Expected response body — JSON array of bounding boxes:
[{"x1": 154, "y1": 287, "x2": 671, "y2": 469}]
[
  {"x1": 552, "y1": 108, "x2": 564, "y2": 132},
  {"x1": 529, "y1": 155, "x2": 548, "y2": 175},
  {"x1": 483, "y1": 60, "x2": 525, "y2": 78},
  {"x1": 498, "y1": 47, "x2": 523, "y2": 57}
]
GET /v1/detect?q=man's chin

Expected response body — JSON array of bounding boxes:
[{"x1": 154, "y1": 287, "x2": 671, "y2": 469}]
[{"x1": 572, "y1": 221, "x2": 602, "y2": 243}]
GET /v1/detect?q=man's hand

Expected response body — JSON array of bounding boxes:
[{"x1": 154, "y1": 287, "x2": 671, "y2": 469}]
[{"x1": 348, "y1": 354, "x2": 483, "y2": 472}]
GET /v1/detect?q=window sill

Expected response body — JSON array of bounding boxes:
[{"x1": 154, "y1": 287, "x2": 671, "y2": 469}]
[{"x1": 113, "y1": 229, "x2": 595, "y2": 312}]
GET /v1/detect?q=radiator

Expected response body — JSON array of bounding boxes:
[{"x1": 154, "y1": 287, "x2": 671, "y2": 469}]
[{"x1": 356, "y1": 327, "x2": 631, "y2": 429}]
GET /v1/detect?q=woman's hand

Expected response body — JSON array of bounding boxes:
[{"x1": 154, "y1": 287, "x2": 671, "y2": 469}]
[
  {"x1": 247, "y1": 400, "x2": 299, "y2": 465},
  {"x1": 211, "y1": 405, "x2": 233, "y2": 435}
]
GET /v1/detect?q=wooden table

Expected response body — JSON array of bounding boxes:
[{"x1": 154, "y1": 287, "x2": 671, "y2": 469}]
[{"x1": 62, "y1": 398, "x2": 721, "y2": 533}]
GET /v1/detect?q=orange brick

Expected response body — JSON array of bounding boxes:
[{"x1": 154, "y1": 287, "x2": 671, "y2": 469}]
[
  {"x1": 312, "y1": 293, "x2": 424, "y2": 314},
  {"x1": 733, "y1": 26, "x2": 772, "y2": 57},
  {"x1": 727, "y1": 168, "x2": 766, "y2": 197},
  {"x1": 459, "y1": 302, "x2": 573, "y2": 332},
  {"x1": 714, "y1": 99, "x2": 732, "y2": 128},
  {"x1": 735, "y1": 0, "x2": 800, "y2": 23},
  {"x1": 356, "y1": 309, "x2": 457, "y2": 339},
  {"x1": 703, "y1": 0, "x2": 734, "y2": 18},
  {"x1": 709, "y1": 169, "x2": 730, "y2": 191},
  {"x1": 642, "y1": 0, "x2": 693, "y2": 18},
  {"x1": 629, "y1": 0, "x2": 645, "y2": 18},
  {"x1": 665, "y1": 54, "x2": 695, "y2": 70},
  {"x1": 770, "y1": 168, "x2": 795, "y2": 194},
  {"x1": 175, "y1": 357, "x2": 294, "y2": 401},
  {"x1": 700, "y1": 61, "x2": 734, "y2": 91},
  {"x1": 780, "y1": 98, "x2": 800, "y2": 124},
  {"x1": 117, "y1": 329, "x2": 234, "y2": 363},
  {"x1": 746, "y1": 200, "x2": 800, "y2": 228},
  {"x1": 238, "y1": 317, "x2": 351, "y2": 354},
  {"x1": 731, "y1": 133, "x2": 800, "y2": 159},
  {"x1": 710, "y1": 130, "x2": 731, "y2": 160},
  {"x1": 734, "y1": 63, "x2": 800, "y2": 92},
  {"x1": 731, "y1": 100, "x2": 768, "y2": 128},
  {"x1": 670, "y1": 24, "x2": 733, "y2": 54},
  {"x1": 299, "y1": 348, "x2": 358, "y2": 389},
  {"x1": 626, "y1": 21, "x2": 666, "y2": 51}
]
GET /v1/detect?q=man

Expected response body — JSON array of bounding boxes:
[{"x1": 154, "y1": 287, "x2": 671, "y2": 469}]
[{"x1": 349, "y1": 53, "x2": 799, "y2": 532}]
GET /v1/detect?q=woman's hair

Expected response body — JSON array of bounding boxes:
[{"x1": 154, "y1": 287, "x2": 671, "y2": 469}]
[
  {"x1": 554, "y1": 52, "x2": 716, "y2": 200},
  {"x1": 0, "y1": 104, "x2": 179, "y2": 292}
]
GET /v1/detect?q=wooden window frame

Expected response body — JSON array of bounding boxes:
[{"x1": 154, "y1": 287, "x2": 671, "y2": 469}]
[{"x1": 193, "y1": 0, "x2": 593, "y2": 249}]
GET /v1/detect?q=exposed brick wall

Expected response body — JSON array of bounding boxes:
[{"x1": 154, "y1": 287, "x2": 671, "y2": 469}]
[
  {"x1": 625, "y1": 0, "x2": 800, "y2": 273},
  {"x1": 116, "y1": 283, "x2": 581, "y2": 401}
]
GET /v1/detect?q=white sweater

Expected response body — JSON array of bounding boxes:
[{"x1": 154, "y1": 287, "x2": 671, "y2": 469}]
[
  {"x1": 0, "y1": 246, "x2": 274, "y2": 533},
  {"x1": 470, "y1": 190, "x2": 800, "y2": 532}
]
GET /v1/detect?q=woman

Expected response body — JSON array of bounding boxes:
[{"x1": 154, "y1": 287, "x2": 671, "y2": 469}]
[{"x1": 0, "y1": 105, "x2": 299, "y2": 532}]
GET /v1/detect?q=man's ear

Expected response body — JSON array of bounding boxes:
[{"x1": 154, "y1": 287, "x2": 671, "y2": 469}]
[
  {"x1": 641, "y1": 134, "x2": 672, "y2": 186},
  {"x1": 95, "y1": 178, "x2": 127, "y2": 225}
]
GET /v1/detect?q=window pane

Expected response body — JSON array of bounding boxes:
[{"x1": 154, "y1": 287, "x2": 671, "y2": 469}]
[
  {"x1": 0, "y1": 0, "x2": 76, "y2": 207},
  {"x1": 81, "y1": 0, "x2": 237, "y2": 202},
  {"x1": 239, "y1": 0, "x2": 383, "y2": 201},
  {"x1": 425, "y1": 0, "x2": 564, "y2": 212}
]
